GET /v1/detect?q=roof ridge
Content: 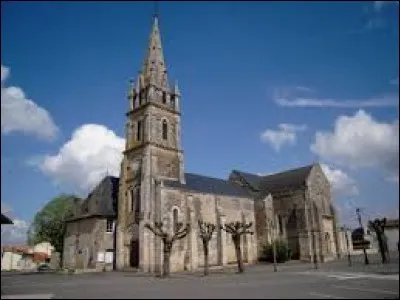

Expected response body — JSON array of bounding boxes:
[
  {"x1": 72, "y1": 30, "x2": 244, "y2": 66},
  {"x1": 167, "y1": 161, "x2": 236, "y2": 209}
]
[
  {"x1": 234, "y1": 164, "x2": 314, "y2": 179},
  {"x1": 185, "y1": 172, "x2": 232, "y2": 183},
  {"x1": 262, "y1": 164, "x2": 314, "y2": 178}
]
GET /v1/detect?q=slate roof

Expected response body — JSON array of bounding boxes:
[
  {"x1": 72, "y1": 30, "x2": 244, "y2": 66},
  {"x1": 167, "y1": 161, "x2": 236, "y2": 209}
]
[
  {"x1": 231, "y1": 164, "x2": 314, "y2": 195},
  {"x1": 1, "y1": 213, "x2": 13, "y2": 224},
  {"x1": 66, "y1": 176, "x2": 119, "y2": 222},
  {"x1": 164, "y1": 173, "x2": 250, "y2": 198}
]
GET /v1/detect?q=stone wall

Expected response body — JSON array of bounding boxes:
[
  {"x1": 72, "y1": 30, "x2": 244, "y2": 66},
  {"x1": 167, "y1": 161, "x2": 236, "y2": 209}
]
[
  {"x1": 145, "y1": 186, "x2": 258, "y2": 273},
  {"x1": 306, "y1": 164, "x2": 339, "y2": 262},
  {"x1": 271, "y1": 189, "x2": 306, "y2": 260},
  {"x1": 64, "y1": 217, "x2": 115, "y2": 270},
  {"x1": 386, "y1": 227, "x2": 399, "y2": 252}
]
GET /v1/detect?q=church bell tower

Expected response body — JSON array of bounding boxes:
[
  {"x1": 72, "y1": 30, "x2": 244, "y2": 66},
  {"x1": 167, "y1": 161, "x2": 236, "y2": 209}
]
[{"x1": 116, "y1": 11, "x2": 184, "y2": 271}]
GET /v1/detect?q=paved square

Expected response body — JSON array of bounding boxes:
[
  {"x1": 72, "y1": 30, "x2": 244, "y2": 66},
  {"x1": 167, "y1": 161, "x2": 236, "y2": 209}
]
[{"x1": 2, "y1": 257, "x2": 399, "y2": 299}]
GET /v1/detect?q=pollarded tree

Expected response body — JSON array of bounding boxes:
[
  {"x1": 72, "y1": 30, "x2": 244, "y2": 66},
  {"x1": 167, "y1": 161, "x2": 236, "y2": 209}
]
[
  {"x1": 198, "y1": 220, "x2": 216, "y2": 276},
  {"x1": 368, "y1": 218, "x2": 389, "y2": 264},
  {"x1": 145, "y1": 221, "x2": 190, "y2": 277},
  {"x1": 221, "y1": 221, "x2": 254, "y2": 273}
]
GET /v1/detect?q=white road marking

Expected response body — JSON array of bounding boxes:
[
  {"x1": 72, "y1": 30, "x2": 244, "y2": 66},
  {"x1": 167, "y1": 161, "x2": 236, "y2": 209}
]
[
  {"x1": 309, "y1": 292, "x2": 345, "y2": 299},
  {"x1": 332, "y1": 285, "x2": 399, "y2": 295},
  {"x1": 297, "y1": 271, "x2": 399, "y2": 281}
]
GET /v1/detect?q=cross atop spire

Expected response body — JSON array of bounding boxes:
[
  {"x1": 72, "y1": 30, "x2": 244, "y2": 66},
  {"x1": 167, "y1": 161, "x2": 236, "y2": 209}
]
[{"x1": 141, "y1": 4, "x2": 169, "y2": 90}]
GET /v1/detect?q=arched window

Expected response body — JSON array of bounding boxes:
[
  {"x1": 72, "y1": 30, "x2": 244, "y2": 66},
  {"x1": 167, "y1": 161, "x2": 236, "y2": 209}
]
[
  {"x1": 278, "y1": 215, "x2": 283, "y2": 235},
  {"x1": 137, "y1": 120, "x2": 142, "y2": 141},
  {"x1": 162, "y1": 92, "x2": 167, "y2": 104},
  {"x1": 135, "y1": 188, "x2": 141, "y2": 213},
  {"x1": 325, "y1": 233, "x2": 331, "y2": 254},
  {"x1": 172, "y1": 208, "x2": 179, "y2": 233},
  {"x1": 130, "y1": 190, "x2": 134, "y2": 211},
  {"x1": 139, "y1": 90, "x2": 143, "y2": 106},
  {"x1": 162, "y1": 120, "x2": 168, "y2": 140},
  {"x1": 170, "y1": 95, "x2": 175, "y2": 109}
]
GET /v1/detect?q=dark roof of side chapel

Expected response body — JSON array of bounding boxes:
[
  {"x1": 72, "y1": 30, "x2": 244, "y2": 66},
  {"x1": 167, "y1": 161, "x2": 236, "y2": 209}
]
[
  {"x1": 232, "y1": 164, "x2": 314, "y2": 194},
  {"x1": 1, "y1": 213, "x2": 13, "y2": 224},
  {"x1": 164, "y1": 173, "x2": 250, "y2": 198},
  {"x1": 66, "y1": 176, "x2": 119, "y2": 222}
]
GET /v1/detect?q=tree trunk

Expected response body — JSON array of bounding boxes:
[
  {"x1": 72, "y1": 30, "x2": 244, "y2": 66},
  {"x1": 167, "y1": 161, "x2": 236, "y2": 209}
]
[
  {"x1": 233, "y1": 237, "x2": 244, "y2": 273},
  {"x1": 163, "y1": 241, "x2": 172, "y2": 277},
  {"x1": 377, "y1": 234, "x2": 387, "y2": 264},
  {"x1": 203, "y1": 241, "x2": 209, "y2": 276},
  {"x1": 272, "y1": 240, "x2": 277, "y2": 271}
]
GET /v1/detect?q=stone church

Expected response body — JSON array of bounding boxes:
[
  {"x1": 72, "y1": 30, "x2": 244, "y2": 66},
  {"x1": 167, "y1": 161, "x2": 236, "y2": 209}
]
[{"x1": 63, "y1": 14, "x2": 341, "y2": 273}]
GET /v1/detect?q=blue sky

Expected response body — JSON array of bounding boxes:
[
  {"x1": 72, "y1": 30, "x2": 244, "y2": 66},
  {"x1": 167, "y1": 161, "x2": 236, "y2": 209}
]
[{"x1": 1, "y1": 1, "x2": 398, "y2": 244}]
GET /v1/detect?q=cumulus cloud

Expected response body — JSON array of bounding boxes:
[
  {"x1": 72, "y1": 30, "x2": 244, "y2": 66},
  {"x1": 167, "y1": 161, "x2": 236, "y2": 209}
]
[
  {"x1": 30, "y1": 124, "x2": 125, "y2": 192},
  {"x1": 311, "y1": 110, "x2": 399, "y2": 183},
  {"x1": 260, "y1": 123, "x2": 307, "y2": 151},
  {"x1": 1, "y1": 202, "x2": 29, "y2": 245},
  {"x1": 1, "y1": 65, "x2": 59, "y2": 140},
  {"x1": 320, "y1": 163, "x2": 359, "y2": 196}
]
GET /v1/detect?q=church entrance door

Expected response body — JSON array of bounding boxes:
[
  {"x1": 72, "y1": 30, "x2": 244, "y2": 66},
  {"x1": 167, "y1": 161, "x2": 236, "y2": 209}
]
[{"x1": 129, "y1": 240, "x2": 139, "y2": 268}]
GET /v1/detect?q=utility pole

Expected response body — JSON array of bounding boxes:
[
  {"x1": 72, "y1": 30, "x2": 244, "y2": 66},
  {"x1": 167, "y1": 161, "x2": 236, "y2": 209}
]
[{"x1": 356, "y1": 208, "x2": 369, "y2": 265}]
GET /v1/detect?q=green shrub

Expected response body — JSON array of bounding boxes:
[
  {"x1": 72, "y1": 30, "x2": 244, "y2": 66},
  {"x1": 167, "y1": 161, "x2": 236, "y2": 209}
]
[{"x1": 259, "y1": 239, "x2": 292, "y2": 263}]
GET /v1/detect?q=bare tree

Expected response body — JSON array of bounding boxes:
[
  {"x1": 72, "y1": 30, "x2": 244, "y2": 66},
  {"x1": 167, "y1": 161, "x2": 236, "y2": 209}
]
[
  {"x1": 145, "y1": 221, "x2": 190, "y2": 277},
  {"x1": 198, "y1": 220, "x2": 216, "y2": 276},
  {"x1": 369, "y1": 218, "x2": 389, "y2": 264},
  {"x1": 221, "y1": 221, "x2": 254, "y2": 273}
]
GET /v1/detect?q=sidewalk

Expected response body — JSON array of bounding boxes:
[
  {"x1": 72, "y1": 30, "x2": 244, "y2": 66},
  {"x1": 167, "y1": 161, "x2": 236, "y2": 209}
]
[
  {"x1": 315, "y1": 252, "x2": 399, "y2": 275},
  {"x1": 1, "y1": 294, "x2": 54, "y2": 299}
]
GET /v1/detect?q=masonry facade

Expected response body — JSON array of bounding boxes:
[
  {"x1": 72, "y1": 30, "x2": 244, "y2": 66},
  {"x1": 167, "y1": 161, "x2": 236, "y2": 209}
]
[
  {"x1": 63, "y1": 176, "x2": 119, "y2": 271},
  {"x1": 63, "y1": 14, "x2": 341, "y2": 273}
]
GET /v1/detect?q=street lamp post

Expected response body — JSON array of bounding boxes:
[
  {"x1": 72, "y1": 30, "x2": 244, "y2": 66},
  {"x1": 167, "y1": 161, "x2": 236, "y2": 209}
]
[
  {"x1": 356, "y1": 208, "x2": 369, "y2": 265},
  {"x1": 342, "y1": 226, "x2": 352, "y2": 267}
]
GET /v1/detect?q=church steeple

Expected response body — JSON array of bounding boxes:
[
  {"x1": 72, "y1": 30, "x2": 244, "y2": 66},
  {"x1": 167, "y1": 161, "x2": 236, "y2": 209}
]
[{"x1": 142, "y1": 14, "x2": 169, "y2": 90}]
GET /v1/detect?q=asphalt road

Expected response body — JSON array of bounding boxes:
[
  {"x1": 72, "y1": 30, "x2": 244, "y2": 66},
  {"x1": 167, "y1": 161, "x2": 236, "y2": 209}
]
[{"x1": 1, "y1": 255, "x2": 399, "y2": 299}]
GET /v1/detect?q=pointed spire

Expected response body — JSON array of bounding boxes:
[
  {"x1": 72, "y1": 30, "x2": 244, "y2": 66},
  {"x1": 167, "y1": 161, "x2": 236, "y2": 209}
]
[
  {"x1": 172, "y1": 80, "x2": 180, "y2": 95},
  {"x1": 135, "y1": 74, "x2": 142, "y2": 92},
  {"x1": 142, "y1": 11, "x2": 169, "y2": 90}
]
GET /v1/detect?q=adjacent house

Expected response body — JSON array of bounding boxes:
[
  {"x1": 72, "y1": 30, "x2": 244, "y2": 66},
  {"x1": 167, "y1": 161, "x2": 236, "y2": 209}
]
[
  {"x1": 1, "y1": 244, "x2": 53, "y2": 271},
  {"x1": 63, "y1": 176, "x2": 118, "y2": 271}
]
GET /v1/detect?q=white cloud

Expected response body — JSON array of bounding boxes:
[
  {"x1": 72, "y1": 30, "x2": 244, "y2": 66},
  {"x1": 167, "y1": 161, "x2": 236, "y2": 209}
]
[
  {"x1": 386, "y1": 174, "x2": 399, "y2": 184},
  {"x1": 1, "y1": 65, "x2": 10, "y2": 82},
  {"x1": 294, "y1": 86, "x2": 314, "y2": 93},
  {"x1": 1, "y1": 202, "x2": 29, "y2": 245},
  {"x1": 374, "y1": 1, "x2": 399, "y2": 12},
  {"x1": 320, "y1": 163, "x2": 359, "y2": 196},
  {"x1": 1, "y1": 64, "x2": 59, "y2": 140},
  {"x1": 274, "y1": 94, "x2": 398, "y2": 108},
  {"x1": 311, "y1": 110, "x2": 399, "y2": 183},
  {"x1": 31, "y1": 124, "x2": 125, "y2": 192},
  {"x1": 1, "y1": 219, "x2": 29, "y2": 245},
  {"x1": 390, "y1": 77, "x2": 399, "y2": 86},
  {"x1": 260, "y1": 123, "x2": 306, "y2": 151}
]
